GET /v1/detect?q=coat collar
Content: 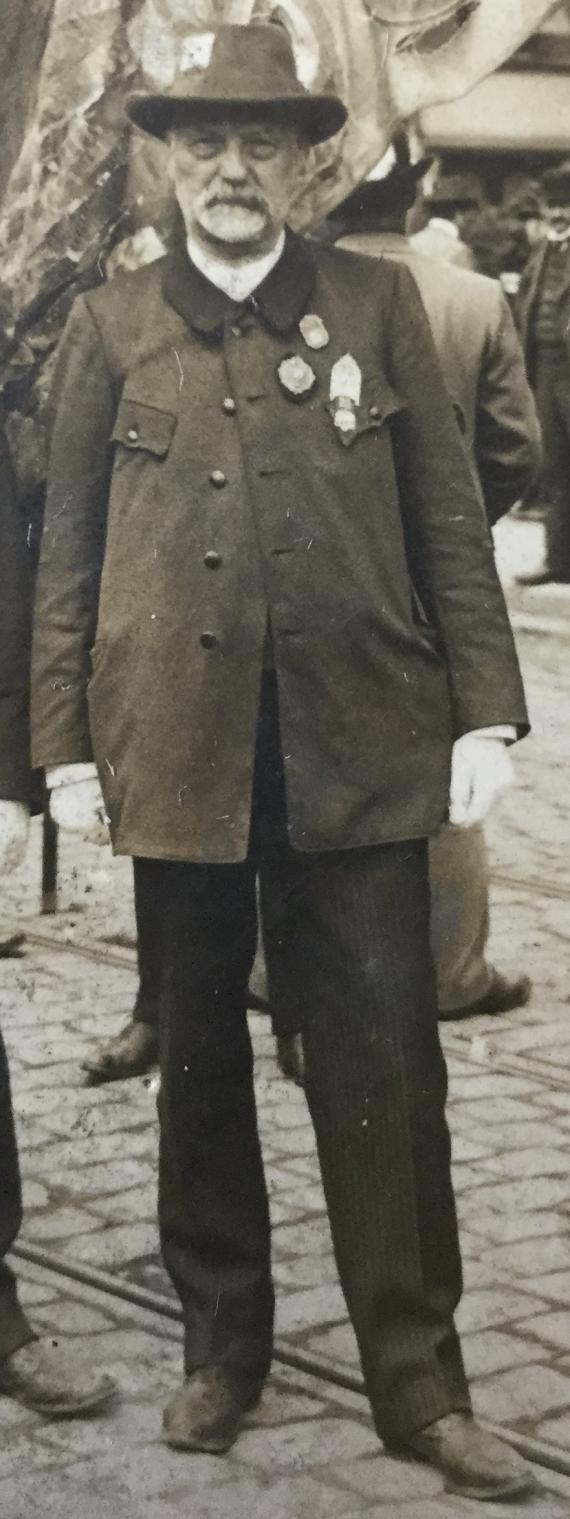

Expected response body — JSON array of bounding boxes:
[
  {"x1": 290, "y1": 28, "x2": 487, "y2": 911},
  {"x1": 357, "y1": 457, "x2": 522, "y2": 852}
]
[{"x1": 162, "y1": 228, "x2": 316, "y2": 337}]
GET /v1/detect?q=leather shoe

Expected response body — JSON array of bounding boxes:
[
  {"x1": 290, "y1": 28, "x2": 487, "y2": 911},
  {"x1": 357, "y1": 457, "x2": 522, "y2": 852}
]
[
  {"x1": 163, "y1": 1367, "x2": 262, "y2": 1453},
  {"x1": 439, "y1": 972, "x2": 531, "y2": 1022},
  {"x1": 392, "y1": 1412, "x2": 535, "y2": 1500},
  {"x1": 82, "y1": 1018, "x2": 158, "y2": 1085},
  {"x1": 516, "y1": 569, "x2": 570, "y2": 586},
  {"x1": 276, "y1": 1033, "x2": 305, "y2": 1086},
  {"x1": 0, "y1": 1337, "x2": 116, "y2": 1417}
]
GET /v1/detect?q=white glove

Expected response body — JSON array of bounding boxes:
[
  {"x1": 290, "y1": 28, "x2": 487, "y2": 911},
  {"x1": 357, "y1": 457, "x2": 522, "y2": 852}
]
[
  {"x1": 449, "y1": 734, "x2": 514, "y2": 829},
  {"x1": 0, "y1": 801, "x2": 30, "y2": 874},
  {"x1": 49, "y1": 778, "x2": 109, "y2": 846}
]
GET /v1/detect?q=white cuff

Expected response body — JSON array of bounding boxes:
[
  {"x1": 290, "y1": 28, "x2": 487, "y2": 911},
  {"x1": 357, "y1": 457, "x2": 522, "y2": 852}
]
[{"x1": 46, "y1": 763, "x2": 98, "y2": 790}]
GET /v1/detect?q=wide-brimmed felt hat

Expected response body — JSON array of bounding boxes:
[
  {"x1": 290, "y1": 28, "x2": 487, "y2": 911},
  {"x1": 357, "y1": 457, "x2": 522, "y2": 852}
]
[
  {"x1": 541, "y1": 160, "x2": 570, "y2": 207},
  {"x1": 334, "y1": 136, "x2": 433, "y2": 220},
  {"x1": 127, "y1": 23, "x2": 347, "y2": 147}
]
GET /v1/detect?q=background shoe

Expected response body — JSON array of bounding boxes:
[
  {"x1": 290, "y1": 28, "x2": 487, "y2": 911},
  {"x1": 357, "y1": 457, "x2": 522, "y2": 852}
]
[
  {"x1": 439, "y1": 972, "x2": 531, "y2": 1022},
  {"x1": 0, "y1": 1338, "x2": 116, "y2": 1417},
  {"x1": 393, "y1": 1412, "x2": 535, "y2": 1500},
  {"x1": 276, "y1": 1033, "x2": 305, "y2": 1086},
  {"x1": 163, "y1": 1367, "x2": 262, "y2": 1453},
  {"x1": 82, "y1": 1019, "x2": 158, "y2": 1084},
  {"x1": 516, "y1": 569, "x2": 570, "y2": 586}
]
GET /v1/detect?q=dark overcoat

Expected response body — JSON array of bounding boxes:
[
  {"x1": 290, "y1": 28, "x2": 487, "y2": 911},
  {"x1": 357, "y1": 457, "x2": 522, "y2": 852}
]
[
  {"x1": 31, "y1": 233, "x2": 528, "y2": 862},
  {"x1": 0, "y1": 424, "x2": 31, "y2": 805},
  {"x1": 516, "y1": 240, "x2": 570, "y2": 380}
]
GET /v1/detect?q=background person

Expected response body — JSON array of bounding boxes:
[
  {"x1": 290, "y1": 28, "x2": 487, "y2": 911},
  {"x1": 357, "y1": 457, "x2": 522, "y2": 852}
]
[
  {"x1": 410, "y1": 171, "x2": 481, "y2": 270},
  {"x1": 516, "y1": 159, "x2": 570, "y2": 587},
  {"x1": 0, "y1": 419, "x2": 114, "y2": 1417},
  {"x1": 274, "y1": 137, "x2": 540, "y2": 1083}
]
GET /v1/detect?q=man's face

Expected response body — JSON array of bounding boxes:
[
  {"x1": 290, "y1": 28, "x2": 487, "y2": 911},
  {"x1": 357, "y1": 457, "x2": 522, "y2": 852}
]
[
  {"x1": 543, "y1": 201, "x2": 570, "y2": 238},
  {"x1": 168, "y1": 116, "x2": 307, "y2": 254}
]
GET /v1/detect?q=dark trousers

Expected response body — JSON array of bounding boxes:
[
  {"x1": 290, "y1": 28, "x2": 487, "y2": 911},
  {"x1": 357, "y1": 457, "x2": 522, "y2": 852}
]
[
  {"x1": 136, "y1": 676, "x2": 469, "y2": 1441},
  {"x1": 0, "y1": 1024, "x2": 34, "y2": 1360},
  {"x1": 534, "y1": 347, "x2": 570, "y2": 577}
]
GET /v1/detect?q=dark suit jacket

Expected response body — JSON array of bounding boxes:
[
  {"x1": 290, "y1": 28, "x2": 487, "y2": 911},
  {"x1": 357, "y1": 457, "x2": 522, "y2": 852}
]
[
  {"x1": 32, "y1": 232, "x2": 528, "y2": 863},
  {"x1": 337, "y1": 230, "x2": 541, "y2": 526},
  {"x1": 0, "y1": 424, "x2": 31, "y2": 803},
  {"x1": 516, "y1": 240, "x2": 570, "y2": 379}
]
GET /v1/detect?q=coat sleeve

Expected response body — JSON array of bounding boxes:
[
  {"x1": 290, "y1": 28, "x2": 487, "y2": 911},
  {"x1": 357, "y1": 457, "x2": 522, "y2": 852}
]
[
  {"x1": 0, "y1": 424, "x2": 32, "y2": 802},
  {"x1": 383, "y1": 259, "x2": 529, "y2": 740},
  {"x1": 31, "y1": 296, "x2": 115, "y2": 768},
  {"x1": 475, "y1": 288, "x2": 541, "y2": 526}
]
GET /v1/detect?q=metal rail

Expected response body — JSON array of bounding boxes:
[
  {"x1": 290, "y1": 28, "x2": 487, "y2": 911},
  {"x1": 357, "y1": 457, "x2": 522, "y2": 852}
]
[{"x1": 11, "y1": 1242, "x2": 570, "y2": 1483}]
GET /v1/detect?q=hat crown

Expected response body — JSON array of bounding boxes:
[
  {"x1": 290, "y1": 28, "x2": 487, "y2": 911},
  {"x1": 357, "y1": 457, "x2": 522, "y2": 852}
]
[
  {"x1": 542, "y1": 159, "x2": 570, "y2": 204},
  {"x1": 165, "y1": 23, "x2": 307, "y2": 111}
]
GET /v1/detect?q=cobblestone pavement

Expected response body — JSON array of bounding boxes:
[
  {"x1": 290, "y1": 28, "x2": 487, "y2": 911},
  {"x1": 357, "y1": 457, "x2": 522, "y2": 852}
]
[{"x1": 1, "y1": 519, "x2": 570, "y2": 1515}]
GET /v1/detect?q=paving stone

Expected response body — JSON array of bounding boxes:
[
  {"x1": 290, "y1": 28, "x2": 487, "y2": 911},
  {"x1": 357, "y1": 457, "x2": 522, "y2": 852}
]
[
  {"x1": 22, "y1": 1207, "x2": 101, "y2": 1240},
  {"x1": 523, "y1": 1311, "x2": 570, "y2": 1353},
  {"x1": 472, "y1": 1363, "x2": 570, "y2": 1424},
  {"x1": 305, "y1": 1323, "x2": 360, "y2": 1365},
  {"x1": 275, "y1": 1284, "x2": 347, "y2": 1335},
  {"x1": 461, "y1": 1328, "x2": 546, "y2": 1379},
  {"x1": 455, "y1": 1287, "x2": 552, "y2": 1334},
  {"x1": 336, "y1": 1451, "x2": 443, "y2": 1502},
  {"x1": 477, "y1": 1147, "x2": 569, "y2": 1179},
  {"x1": 523, "y1": 1270, "x2": 570, "y2": 1304},
  {"x1": 232, "y1": 1416, "x2": 379, "y2": 1469},
  {"x1": 486, "y1": 1236, "x2": 570, "y2": 1278},
  {"x1": 32, "y1": 1299, "x2": 114, "y2": 1334},
  {"x1": 67, "y1": 1223, "x2": 160, "y2": 1270},
  {"x1": 465, "y1": 1210, "x2": 567, "y2": 1245}
]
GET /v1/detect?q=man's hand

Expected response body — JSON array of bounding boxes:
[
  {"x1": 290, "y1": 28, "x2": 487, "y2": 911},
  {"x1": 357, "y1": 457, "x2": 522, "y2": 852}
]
[
  {"x1": 0, "y1": 802, "x2": 30, "y2": 874},
  {"x1": 449, "y1": 734, "x2": 514, "y2": 829},
  {"x1": 49, "y1": 778, "x2": 109, "y2": 846}
]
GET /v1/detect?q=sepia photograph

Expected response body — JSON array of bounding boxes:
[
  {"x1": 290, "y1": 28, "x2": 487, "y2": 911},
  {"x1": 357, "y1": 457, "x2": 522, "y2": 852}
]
[{"x1": 0, "y1": 3, "x2": 569, "y2": 1515}]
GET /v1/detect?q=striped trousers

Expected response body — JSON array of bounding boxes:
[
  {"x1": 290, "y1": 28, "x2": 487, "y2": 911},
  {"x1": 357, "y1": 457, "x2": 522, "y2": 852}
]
[{"x1": 140, "y1": 675, "x2": 470, "y2": 1441}]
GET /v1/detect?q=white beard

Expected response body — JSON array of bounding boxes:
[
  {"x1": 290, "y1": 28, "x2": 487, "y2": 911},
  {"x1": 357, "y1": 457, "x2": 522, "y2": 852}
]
[{"x1": 198, "y1": 203, "x2": 268, "y2": 244}]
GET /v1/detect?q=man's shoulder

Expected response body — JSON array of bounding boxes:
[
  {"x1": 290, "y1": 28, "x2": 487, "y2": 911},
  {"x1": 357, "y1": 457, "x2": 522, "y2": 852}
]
[
  {"x1": 312, "y1": 237, "x2": 401, "y2": 295},
  {"x1": 407, "y1": 252, "x2": 502, "y2": 318},
  {"x1": 83, "y1": 256, "x2": 167, "y2": 325}
]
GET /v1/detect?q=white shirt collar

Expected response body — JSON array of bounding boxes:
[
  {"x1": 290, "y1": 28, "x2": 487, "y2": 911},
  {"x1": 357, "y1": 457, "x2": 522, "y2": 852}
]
[
  {"x1": 186, "y1": 231, "x2": 286, "y2": 301},
  {"x1": 429, "y1": 217, "x2": 460, "y2": 240}
]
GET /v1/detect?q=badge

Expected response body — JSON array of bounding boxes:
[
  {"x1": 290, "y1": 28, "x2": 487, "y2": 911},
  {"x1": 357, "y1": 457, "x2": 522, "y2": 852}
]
[
  {"x1": 278, "y1": 354, "x2": 317, "y2": 401},
  {"x1": 299, "y1": 314, "x2": 330, "y2": 351},
  {"x1": 329, "y1": 354, "x2": 362, "y2": 441}
]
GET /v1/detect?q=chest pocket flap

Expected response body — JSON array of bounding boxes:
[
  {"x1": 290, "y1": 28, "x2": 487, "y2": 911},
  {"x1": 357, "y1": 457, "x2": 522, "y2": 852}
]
[
  {"x1": 328, "y1": 378, "x2": 407, "y2": 448},
  {"x1": 112, "y1": 399, "x2": 177, "y2": 457}
]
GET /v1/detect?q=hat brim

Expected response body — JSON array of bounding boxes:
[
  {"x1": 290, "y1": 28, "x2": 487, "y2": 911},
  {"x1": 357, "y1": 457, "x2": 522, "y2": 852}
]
[{"x1": 126, "y1": 91, "x2": 347, "y2": 147}]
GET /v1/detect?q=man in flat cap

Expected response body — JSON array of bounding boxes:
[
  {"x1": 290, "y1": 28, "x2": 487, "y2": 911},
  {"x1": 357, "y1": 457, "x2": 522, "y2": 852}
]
[
  {"x1": 516, "y1": 159, "x2": 570, "y2": 585},
  {"x1": 32, "y1": 22, "x2": 533, "y2": 1501}
]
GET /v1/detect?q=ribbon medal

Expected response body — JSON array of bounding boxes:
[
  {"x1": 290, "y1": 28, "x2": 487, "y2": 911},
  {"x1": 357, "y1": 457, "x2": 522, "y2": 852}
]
[
  {"x1": 299, "y1": 314, "x2": 330, "y2": 351},
  {"x1": 329, "y1": 354, "x2": 362, "y2": 442},
  {"x1": 278, "y1": 354, "x2": 317, "y2": 402}
]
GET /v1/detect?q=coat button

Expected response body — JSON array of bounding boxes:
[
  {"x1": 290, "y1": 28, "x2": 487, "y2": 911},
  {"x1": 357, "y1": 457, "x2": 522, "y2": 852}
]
[
  {"x1": 127, "y1": 426, "x2": 139, "y2": 441},
  {"x1": 222, "y1": 397, "x2": 236, "y2": 415},
  {"x1": 230, "y1": 326, "x2": 243, "y2": 338},
  {"x1": 210, "y1": 470, "x2": 226, "y2": 488},
  {"x1": 200, "y1": 631, "x2": 217, "y2": 649},
  {"x1": 204, "y1": 551, "x2": 222, "y2": 570},
  {"x1": 369, "y1": 405, "x2": 380, "y2": 419}
]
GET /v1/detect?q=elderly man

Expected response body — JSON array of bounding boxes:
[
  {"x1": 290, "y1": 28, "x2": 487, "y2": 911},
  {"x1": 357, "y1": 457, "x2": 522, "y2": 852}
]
[
  {"x1": 0, "y1": 422, "x2": 113, "y2": 1417},
  {"x1": 32, "y1": 24, "x2": 532, "y2": 1501}
]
